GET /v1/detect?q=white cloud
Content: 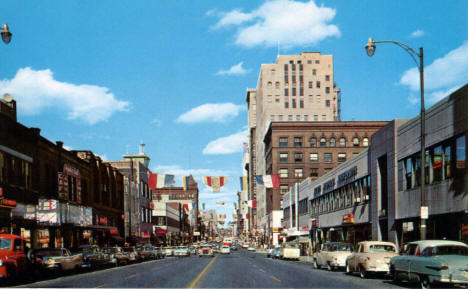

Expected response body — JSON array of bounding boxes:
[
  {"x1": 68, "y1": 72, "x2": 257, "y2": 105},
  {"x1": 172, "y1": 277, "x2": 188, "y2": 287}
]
[
  {"x1": 211, "y1": 0, "x2": 340, "y2": 48},
  {"x1": 176, "y1": 103, "x2": 245, "y2": 124},
  {"x1": 216, "y1": 62, "x2": 250, "y2": 76},
  {"x1": 0, "y1": 67, "x2": 129, "y2": 125},
  {"x1": 410, "y1": 30, "x2": 425, "y2": 38},
  {"x1": 203, "y1": 129, "x2": 248, "y2": 155},
  {"x1": 400, "y1": 41, "x2": 468, "y2": 104}
]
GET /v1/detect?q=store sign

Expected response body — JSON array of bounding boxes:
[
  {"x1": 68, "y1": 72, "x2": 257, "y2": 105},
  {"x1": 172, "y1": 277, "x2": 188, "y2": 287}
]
[
  {"x1": 342, "y1": 213, "x2": 354, "y2": 224},
  {"x1": 0, "y1": 198, "x2": 17, "y2": 208},
  {"x1": 338, "y1": 166, "x2": 357, "y2": 187},
  {"x1": 110, "y1": 229, "x2": 118, "y2": 235},
  {"x1": 313, "y1": 186, "x2": 322, "y2": 198},
  {"x1": 99, "y1": 217, "x2": 108, "y2": 225}
]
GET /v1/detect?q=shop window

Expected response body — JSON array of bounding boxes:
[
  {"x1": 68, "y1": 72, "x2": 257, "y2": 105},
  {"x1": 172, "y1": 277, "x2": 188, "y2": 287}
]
[
  {"x1": 432, "y1": 145, "x2": 443, "y2": 182},
  {"x1": 405, "y1": 157, "x2": 412, "y2": 189},
  {"x1": 456, "y1": 135, "x2": 466, "y2": 173}
]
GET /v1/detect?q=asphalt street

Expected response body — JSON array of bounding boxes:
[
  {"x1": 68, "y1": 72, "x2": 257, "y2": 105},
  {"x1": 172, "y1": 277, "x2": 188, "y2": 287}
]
[{"x1": 17, "y1": 250, "x2": 407, "y2": 288}]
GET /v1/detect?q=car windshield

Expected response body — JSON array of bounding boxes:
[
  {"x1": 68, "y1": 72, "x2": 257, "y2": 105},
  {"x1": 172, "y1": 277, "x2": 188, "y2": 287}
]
[
  {"x1": 329, "y1": 244, "x2": 352, "y2": 251},
  {"x1": 80, "y1": 247, "x2": 96, "y2": 253},
  {"x1": 432, "y1": 245, "x2": 468, "y2": 256},
  {"x1": 0, "y1": 238, "x2": 12, "y2": 250},
  {"x1": 369, "y1": 245, "x2": 396, "y2": 252},
  {"x1": 284, "y1": 243, "x2": 298, "y2": 248},
  {"x1": 35, "y1": 249, "x2": 62, "y2": 257}
]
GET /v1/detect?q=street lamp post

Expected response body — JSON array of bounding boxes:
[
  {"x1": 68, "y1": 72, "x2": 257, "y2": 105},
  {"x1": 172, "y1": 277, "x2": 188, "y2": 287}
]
[
  {"x1": 1, "y1": 24, "x2": 12, "y2": 44},
  {"x1": 365, "y1": 37, "x2": 427, "y2": 240}
]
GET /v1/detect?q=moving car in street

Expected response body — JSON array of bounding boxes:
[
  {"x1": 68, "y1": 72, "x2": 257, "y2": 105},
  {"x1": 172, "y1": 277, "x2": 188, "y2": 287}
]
[
  {"x1": 272, "y1": 247, "x2": 281, "y2": 259},
  {"x1": 220, "y1": 245, "x2": 231, "y2": 254},
  {"x1": 313, "y1": 242, "x2": 353, "y2": 271},
  {"x1": 31, "y1": 248, "x2": 83, "y2": 275},
  {"x1": 78, "y1": 245, "x2": 110, "y2": 269},
  {"x1": 0, "y1": 234, "x2": 29, "y2": 283},
  {"x1": 390, "y1": 240, "x2": 468, "y2": 289},
  {"x1": 198, "y1": 245, "x2": 214, "y2": 257},
  {"x1": 280, "y1": 242, "x2": 300, "y2": 260},
  {"x1": 345, "y1": 241, "x2": 398, "y2": 278}
]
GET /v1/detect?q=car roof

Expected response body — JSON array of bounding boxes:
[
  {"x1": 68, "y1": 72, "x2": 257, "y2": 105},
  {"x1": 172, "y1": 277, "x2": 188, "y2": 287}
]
[
  {"x1": 358, "y1": 241, "x2": 396, "y2": 246},
  {"x1": 408, "y1": 240, "x2": 468, "y2": 249}
]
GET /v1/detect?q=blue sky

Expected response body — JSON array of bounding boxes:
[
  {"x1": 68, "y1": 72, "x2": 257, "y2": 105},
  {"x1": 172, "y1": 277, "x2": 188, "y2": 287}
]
[{"x1": 1, "y1": 1, "x2": 467, "y2": 225}]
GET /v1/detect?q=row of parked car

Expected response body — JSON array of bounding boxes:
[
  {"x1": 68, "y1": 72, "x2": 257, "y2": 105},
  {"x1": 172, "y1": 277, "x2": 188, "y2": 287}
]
[
  {"x1": 0, "y1": 234, "x2": 167, "y2": 284},
  {"x1": 269, "y1": 239, "x2": 468, "y2": 289}
]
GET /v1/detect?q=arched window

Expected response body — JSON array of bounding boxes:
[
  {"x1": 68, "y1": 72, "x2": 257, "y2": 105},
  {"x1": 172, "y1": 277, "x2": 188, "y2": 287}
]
[
  {"x1": 329, "y1": 137, "x2": 336, "y2": 147},
  {"x1": 275, "y1": 81, "x2": 280, "y2": 88},
  {"x1": 353, "y1": 137, "x2": 360, "y2": 147},
  {"x1": 267, "y1": 81, "x2": 272, "y2": 87},
  {"x1": 363, "y1": 137, "x2": 369, "y2": 147},
  {"x1": 320, "y1": 137, "x2": 327, "y2": 147},
  {"x1": 309, "y1": 137, "x2": 317, "y2": 147},
  {"x1": 339, "y1": 137, "x2": 346, "y2": 147}
]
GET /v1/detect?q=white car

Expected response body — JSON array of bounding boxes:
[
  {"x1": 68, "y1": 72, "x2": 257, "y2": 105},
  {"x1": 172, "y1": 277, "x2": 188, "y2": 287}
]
[
  {"x1": 220, "y1": 246, "x2": 231, "y2": 254},
  {"x1": 247, "y1": 246, "x2": 256, "y2": 252}
]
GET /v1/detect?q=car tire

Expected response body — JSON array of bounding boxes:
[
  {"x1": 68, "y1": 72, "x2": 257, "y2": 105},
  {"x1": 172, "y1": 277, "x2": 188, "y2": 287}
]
[
  {"x1": 419, "y1": 275, "x2": 430, "y2": 289},
  {"x1": 313, "y1": 260, "x2": 319, "y2": 269},
  {"x1": 345, "y1": 263, "x2": 351, "y2": 274},
  {"x1": 359, "y1": 266, "x2": 367, "y2": 279},
  {"x1": 327, "y1": 263, "x2": 333, "y2": 271}
]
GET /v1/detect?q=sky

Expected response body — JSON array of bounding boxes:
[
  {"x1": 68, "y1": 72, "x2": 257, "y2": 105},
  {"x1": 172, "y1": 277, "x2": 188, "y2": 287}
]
[{"x1": 1, "y1": 0, "x2": 467, "y2": 226}]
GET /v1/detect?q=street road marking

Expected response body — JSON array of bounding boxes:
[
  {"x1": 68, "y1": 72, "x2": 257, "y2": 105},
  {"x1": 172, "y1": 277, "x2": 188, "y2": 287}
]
[
  {"x1": 259, "y1": 269, "x2": 266, "y2": 273},
  {"x1": 270, "y1": 276, "x2": 281, "y2": 283},
  {"x1": 187, "y1": 255, "x2": 218, "y2": 288},
  {"x1": 126, "y1": 273, "x2": 140, "y2": 280}
]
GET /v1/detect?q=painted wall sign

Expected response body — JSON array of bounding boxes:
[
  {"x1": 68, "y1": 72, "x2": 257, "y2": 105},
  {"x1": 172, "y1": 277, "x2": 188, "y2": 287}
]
[{"x1": 337, "y1": 166, "x2": 358, "y2": 187}]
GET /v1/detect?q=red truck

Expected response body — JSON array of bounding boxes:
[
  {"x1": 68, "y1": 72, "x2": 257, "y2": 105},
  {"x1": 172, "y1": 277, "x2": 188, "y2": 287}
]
[{"x1": 0, "y1": 234, "x2": 28, "y2": 282}]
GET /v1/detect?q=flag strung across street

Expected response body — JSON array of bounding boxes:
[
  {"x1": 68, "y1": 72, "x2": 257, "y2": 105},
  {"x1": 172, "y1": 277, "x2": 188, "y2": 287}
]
[
  {"x1": 216, "y1": 202, "x2": 226, "y2": 206},
  {"x1": 203, "y1": 176, "x2": 227, "y2": 192},
  {"x1": 255, "y1": 174, "x2": 280, "y2": 188},
  {"x1": 182, "y1": 175, "x2": 196, "y2": 191},
  {"x1": 148, "y1": 173, "x2": 175, "y2": 189},
  {"x1": 247, "y1": 200, "x2": 256, "y2": 208},
  {"x1": 239, "y1": 176, "x2": 247, "y2": 191}
]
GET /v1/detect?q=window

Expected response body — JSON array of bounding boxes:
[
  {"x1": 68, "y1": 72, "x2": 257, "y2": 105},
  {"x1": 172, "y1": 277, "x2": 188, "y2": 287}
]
[
  {"x1": 444, "y1": 144, "x2": 452, "y2": 179},
  {"x1": 294, "y1": 169, "x2": 303, "y2": 178},
  {"x1": 284, "y1": 101, "x2": 289, "y2": 108},
  {"x1": 270, "y1": 115, "x2": 275, "y2": 121},
  {"x1": 303, "y1": 115, "x2": 308, "y2": 121},
  {"x1": 280, "y1": 185, "x2": 289, "y2": 195},
  {"x1": 325, "y1": 75, "x2": 330, "y2": 81},
  {"x1": 292, "y1": 87, "x2": 296, "y2": 96},
  {"x1": 294, "y1": 153, "x2": 303, "y2": 162},
  {"x1": 324, "y1": 153, "x2": 332, "y2": 163},
  {"x1": 279, "y1": 169, "x2": 288, "y2": 178},
  {"x1": 338, "y1": 153, "x2": 347, "y2": 162},
  {"x1": 456, "y1": 135, "x2": 466, "y2": 172},
  {"x1": 325, "y1": 87, "x2": 330, "y2": 94},
  {"x1": 308, "y1": 81, "x2": 313, "y2": 88},
  {"x1": 310, "y1": 153, "x2": 318, "y2": 163},
  {"x1": 267, "y1": 81, "x2": 272, "y2": 87},
  {"x1": 310, "y1": 168, "x2": 318, "y2": 177},
  {"x1": 284, "y1": 88, "x2": 289, "y2": 96},
  {"x1": 279, "y1": 153, "x2": 288, "y2": 162},
  {"x1": 278, "y1": 115, "x2": 283, "y2": 121},
  {"x1": 267, "y1": 95, "x2": 272, "y2": 103},
  {"x1": 315, "y1": 60, "x2": 320, "y2": 64},
  {"x1": 275, "y1": 81, "x2": 280, "y2": 88},
  {"x1": 292, "y1": 98, "x2": 297, "y2": 108},
  {"x1": 321, "y1": 115, "x2": 326, "y2": 121},
  {"x1": 363, "y1": 137, "x2": 369, "y2": 147},
  {"x1": 433, "y1": 145, "x2": 443, "y2": 182},
  {"x1": 325, "y1": 100, "x2": 330, "y2": 107},
  {"x1": 288, "y1": 115, "x2": 293, "y2": 121},
  {"x1": 330, "y1": 137, "x2": 336, "y2": 147},
  {"x1": 300, "y1": 87, "x2": 304, "y2": 96},
  {"x1": 339, "y1": 137, "x2": 346, "y2": 147},
  {"x1": 405, "y1": 157, "x2": 412, "y2": 189},
  {"x1": 294, "y1": 137, "x2": 303, "y2": 147},
  {"x1": 312, "y1": 69, "x2": 316, "y2": 75},
  {"x1": 279, "y1": 137, "x2": 288, "y2": 147},
  {"x1": 320, "y1": 137, "x2": 327, "y2": 147},
  {"x1": 295, "y1": 115, "x2": 300, "y2": 121},
  {"x1": 275, "y1": 98, "x2": 280, "y2": 103},
  {"x1": 316, "y1": 81, "x2": 321, "y2": 88},
  {"x1": 314, "y1": 115, "x2": 318, "y2": 121},
  {"x1": 353, "y1": 137, "x2": 360, "y2": 147},
  {"x1": 310, "y1": 137, "x2": 317, "y2": 147}
]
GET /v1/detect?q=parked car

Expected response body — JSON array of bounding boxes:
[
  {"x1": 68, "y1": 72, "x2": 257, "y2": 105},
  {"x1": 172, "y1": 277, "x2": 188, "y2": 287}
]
[
  {"x1": 280, "y1": 242, "x2": 300, "y2": 260},
  {"x1": 154, "y1": 247, "x2": 165, "y2": 259},
  {"x1": 162, "y1": 246, "x2": 174, "y2": 257},
  {"x1": 0, "y1": 234, "x2": 29, "y2": 282},
  {"x1": 345, "y1": 241, "x2": 398, "y2": 278},
  {"x1": 314, "y1": 242, "x2": 353, "y2": 271},
  {"x1": 198, "y1": 245, "x2": 214, "y2": 257},
  {"x1": 122, "y1": 247, "x2": 138, "y2": 262},
  {"x1": 174, "y1": 246, "x2": 190, "y2": 257},
  {"x1": 267, "y1": 248, "x2": 274, "y2": 258},
  {"x1": 272, "y1": 247, "x2": 281, "y2": 259},
  {"x1": 220, "y1": 245, "x2": 231, "y2": 254},
  {"x1": 189, "y1": 247, "x2": 197, "y2": 255},
  {"x1": 135, "y1": 245, "x2": 156, "y2": 261},
  {"x1": 390, "y1": 240, "x2": 468, "y2": 289},
  {"x1": 247, "y1": 246, "x2": 256, "y2": 252},
  {"x1": 32, "y1": 248, "x2": 83, "y2": 274},
  {"x1": 103, "y1": 247, "x2": 129, "y2": 266},
  {"x1": 77, "y1": 245, "x2": 110, "y2": 269}
]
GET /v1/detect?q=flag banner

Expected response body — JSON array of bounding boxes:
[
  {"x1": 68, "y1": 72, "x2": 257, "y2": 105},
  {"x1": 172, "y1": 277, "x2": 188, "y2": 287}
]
[
  {"x1": 149, "y1": 173, "x2": 175, "y2": 189},
  {"x1": 247, "y1": 200, "x2": 257, "y2": 208},
  {"x1": 239, "y1": 176, "x2": 247, "y2": 191},
  {"x1": 216, "y1": 202, "x2": 226, "y2": 206},
  {"x1": 182, "y1": 176, "x2": 191, "y2": 191},
  {"x1": 183, "y1": 204, "x2": 189, "y2": 212},
  {"x1": 255, "y1": 174, "x2": 280, "y2": 188},
  {"x1": 203, "y1": 176, "x2": 227, "y2": 192}
]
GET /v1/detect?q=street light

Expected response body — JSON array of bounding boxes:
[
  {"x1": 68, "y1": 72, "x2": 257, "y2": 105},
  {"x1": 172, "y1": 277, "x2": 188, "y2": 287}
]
[
  {"x1": 1, "y1": 24, "x2": 12, "y2": 44},
  {"x1": 365, "y1": 37, "x2": 427, "y2": 240}
]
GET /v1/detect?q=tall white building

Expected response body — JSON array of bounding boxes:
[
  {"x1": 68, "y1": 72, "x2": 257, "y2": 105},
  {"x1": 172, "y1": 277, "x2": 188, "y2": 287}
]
[{"x1": 247, "y1": 52, "x2": 341, "y2": 238}]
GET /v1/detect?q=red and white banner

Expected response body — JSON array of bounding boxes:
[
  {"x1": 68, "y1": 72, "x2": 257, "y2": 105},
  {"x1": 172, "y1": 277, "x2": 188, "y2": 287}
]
[
  {"x1": 203, "y1": 176, "x2": 227, "y2": 192},
  {"x1": 247, "y1": 200, "x2": 256, "y2": 208}
]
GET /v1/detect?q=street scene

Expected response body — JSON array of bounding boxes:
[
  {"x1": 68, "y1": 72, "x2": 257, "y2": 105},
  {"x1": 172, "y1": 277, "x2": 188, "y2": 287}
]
[{"x1": 1, "y1": 0, "x2": 467, "y2": 288}]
